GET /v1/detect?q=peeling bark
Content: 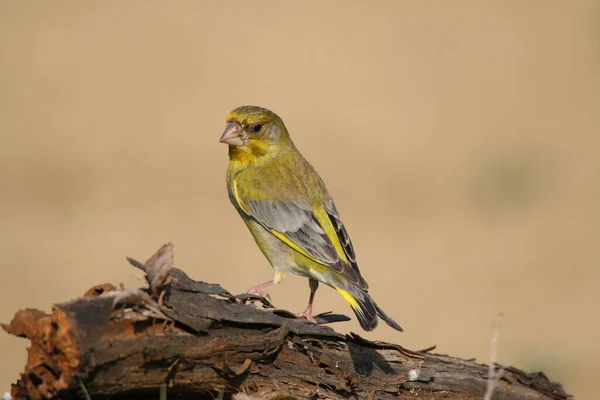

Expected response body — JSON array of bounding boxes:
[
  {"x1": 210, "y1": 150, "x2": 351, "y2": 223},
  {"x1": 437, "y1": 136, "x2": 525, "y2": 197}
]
[{"x1": 2, "y1": 244, "x2": 570, "y2": 400}]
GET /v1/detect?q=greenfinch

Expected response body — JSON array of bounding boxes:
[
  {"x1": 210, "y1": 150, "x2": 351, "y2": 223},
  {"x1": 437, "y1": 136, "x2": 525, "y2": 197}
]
[{"x1": 220, "y1": 106, "x2": 403, "y2": 332}]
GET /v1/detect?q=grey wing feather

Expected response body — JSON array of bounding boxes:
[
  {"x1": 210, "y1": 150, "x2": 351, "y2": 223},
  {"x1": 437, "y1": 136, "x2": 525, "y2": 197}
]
[
  {"x1": 245, "y1": 199, "x2": 339, "y2": 265},
  {"x1": 243, "y1": 199, "x2": 368, "y2": 289}
]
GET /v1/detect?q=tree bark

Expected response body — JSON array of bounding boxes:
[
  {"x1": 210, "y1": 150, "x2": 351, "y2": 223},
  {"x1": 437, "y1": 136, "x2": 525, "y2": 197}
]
[{"x1": 2, "y1": 244, "x2": 570, "y2": 400}]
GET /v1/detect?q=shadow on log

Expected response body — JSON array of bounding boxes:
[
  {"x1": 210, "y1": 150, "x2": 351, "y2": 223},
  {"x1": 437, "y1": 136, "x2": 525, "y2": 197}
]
[{"x1": 2, "y1": 244, "x2": 570, "y2": 400}]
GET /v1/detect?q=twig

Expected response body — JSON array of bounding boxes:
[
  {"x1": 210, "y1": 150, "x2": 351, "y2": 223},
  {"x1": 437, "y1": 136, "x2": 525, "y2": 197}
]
[
  {"x1": 78, "y1": 378, "x2": 91, "y2": 400},
  {"x1": 416, "y1": 345, "x2": 437, "y2": 353},
  {"x1": 484, "y1": 313, "x2": 505, "y2": 400}
]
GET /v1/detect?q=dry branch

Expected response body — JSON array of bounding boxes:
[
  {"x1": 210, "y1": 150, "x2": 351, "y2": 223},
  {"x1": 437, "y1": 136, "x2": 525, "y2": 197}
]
[{"x1": 2, "y1": 244, "x2": 570, "y2": 400}]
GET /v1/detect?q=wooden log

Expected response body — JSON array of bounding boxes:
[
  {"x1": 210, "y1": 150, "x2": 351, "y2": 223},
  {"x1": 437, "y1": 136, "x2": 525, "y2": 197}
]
[{"x1": 2, "y1": 244, "x2": 570, "y2": 400}]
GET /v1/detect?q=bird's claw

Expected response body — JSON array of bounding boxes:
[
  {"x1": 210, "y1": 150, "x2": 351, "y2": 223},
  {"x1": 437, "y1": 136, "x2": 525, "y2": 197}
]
[
  {"x1": 235, "y1": 290, "x2": 273, "y2": 307},
  {"x1": 295, "y1": 311, "x2": 318, "y2": 324},
  {"x1": 246, "y1": 289, "x2": 271, "y2": 303}
]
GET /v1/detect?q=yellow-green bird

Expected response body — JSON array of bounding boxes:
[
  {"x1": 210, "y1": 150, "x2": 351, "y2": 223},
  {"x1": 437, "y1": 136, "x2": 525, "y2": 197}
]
[{"x1": 220, "y1": 105, "x2": 403, "y2": 332}]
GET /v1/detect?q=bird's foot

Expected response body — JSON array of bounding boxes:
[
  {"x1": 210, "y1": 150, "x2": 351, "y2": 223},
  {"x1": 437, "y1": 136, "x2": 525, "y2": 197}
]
[
  {"x1": 246, "y1": 287, "x2": 271, "y2": 302},
  {"x1": 236, "y1": 285, "x2": 272, "y2": 306},
  {"x1": 243, "y1": 281, "x2": 274, "y2": 302},
  {"x1": 295, "y1": 310, "x2": 318, "y2": 324}
]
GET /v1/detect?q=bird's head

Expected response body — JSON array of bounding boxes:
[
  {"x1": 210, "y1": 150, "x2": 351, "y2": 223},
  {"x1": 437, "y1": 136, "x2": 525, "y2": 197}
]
[{"x1": 219, "y1": 106, "x2": 291, "y2": 158}]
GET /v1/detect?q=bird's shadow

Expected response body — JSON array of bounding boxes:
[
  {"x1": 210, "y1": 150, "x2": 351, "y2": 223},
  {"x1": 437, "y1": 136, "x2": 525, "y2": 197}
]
[{"x1": 347, "y1": 335, "x2": 396, "y2": 376}]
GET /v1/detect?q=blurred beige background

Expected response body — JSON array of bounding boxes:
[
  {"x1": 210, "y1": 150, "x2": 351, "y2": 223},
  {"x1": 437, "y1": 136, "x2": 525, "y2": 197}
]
[{"x1": 1, "y1": 1, "x2": 598, "y2": 398}]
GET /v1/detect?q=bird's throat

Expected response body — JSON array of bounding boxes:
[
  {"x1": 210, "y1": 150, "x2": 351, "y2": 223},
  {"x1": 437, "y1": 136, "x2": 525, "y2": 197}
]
[{"x1": 228, "y1": 141, "x2": 277, "y2": 170}]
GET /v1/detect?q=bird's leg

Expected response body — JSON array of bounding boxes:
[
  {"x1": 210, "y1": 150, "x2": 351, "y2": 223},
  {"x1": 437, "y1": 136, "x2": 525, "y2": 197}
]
[
  {"x1": 246, "y1": 280, "x2": 274, "y2": 301},
  {"x1": 295, "y1": 279, "x2": 319, "y2": 324}
]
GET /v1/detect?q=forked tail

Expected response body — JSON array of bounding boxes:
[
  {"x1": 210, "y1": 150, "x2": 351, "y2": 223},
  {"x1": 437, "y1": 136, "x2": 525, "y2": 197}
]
[{"x1": 336, "y1": 288, "x2": 403, "y2": 332}]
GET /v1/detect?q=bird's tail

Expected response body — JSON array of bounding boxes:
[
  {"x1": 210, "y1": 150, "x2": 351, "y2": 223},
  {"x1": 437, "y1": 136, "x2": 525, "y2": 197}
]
[{"x1": 336, "y1": 288, "x2": 403, "y2": 332}]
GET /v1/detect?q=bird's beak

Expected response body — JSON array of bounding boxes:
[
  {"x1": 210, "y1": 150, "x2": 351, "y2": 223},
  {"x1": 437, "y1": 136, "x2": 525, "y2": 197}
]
[{"x1": 219, "y1": 122, "x2": 244, "y2": 146}]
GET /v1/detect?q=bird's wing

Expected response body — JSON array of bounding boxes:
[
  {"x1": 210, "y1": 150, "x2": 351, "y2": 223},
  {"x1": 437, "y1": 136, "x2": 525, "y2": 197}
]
[
  {"x1": 324, "y1": 200, "x2": 360, "y2": 273},
  {"x1": 234, "y1": 189, "x2": 366, "y2": 288}
]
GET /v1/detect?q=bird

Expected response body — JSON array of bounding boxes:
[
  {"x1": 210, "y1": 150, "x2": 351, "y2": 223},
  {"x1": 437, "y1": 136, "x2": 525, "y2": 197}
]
[{"x1": 219, "y1": 105, "x2": 403, "y2": 332}]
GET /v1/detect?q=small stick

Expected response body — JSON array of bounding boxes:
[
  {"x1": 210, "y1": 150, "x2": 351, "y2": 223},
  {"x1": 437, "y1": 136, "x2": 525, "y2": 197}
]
[{"x1": 483, "y1": 313, "x2": 505, "y2": 400}]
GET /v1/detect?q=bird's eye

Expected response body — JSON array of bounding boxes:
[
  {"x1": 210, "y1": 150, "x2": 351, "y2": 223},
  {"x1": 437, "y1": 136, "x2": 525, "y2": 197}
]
[{"x1": 249, "y1": 123, "x2": 263, "y2": 133}]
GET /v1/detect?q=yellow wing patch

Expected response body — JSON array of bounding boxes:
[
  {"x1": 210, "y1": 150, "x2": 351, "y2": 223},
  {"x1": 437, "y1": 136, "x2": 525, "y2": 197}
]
[
  {"x1": 311, "y1": 203, "x2": 349, "y2": 264},
  {"x1": 337, "y1": 288, "x2": 360, "y2": 312},
  {"x1": 233, "y1": 180, "x2": 249, "y2": 214}
]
